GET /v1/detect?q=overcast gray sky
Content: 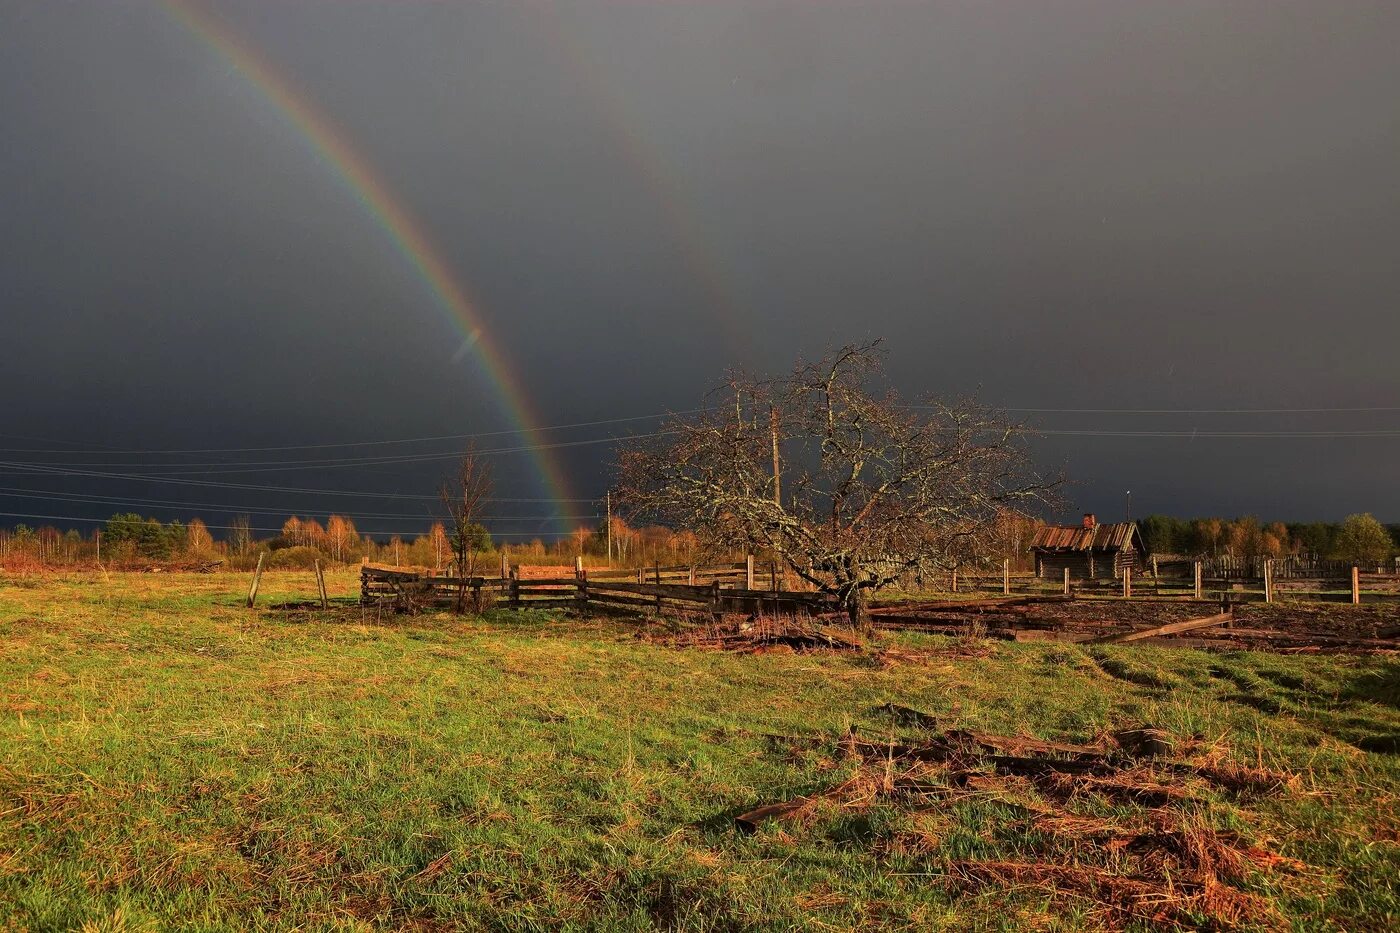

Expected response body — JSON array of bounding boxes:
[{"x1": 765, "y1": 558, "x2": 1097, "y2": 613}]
[{"x1": 3, "y1": 0, "x2": 1398, "y2": 536}]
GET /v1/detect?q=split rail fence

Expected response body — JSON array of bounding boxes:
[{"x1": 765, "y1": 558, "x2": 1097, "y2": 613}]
[
  {"x1": 250, "y1": 553, "x2": 1399, "y2": 616},
  {"x1": 360, "y1": 556, "x2": 834, "y2": 616}
]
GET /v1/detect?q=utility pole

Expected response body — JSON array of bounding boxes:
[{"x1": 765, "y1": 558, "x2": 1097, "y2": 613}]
[
  {"x1": 605, "y1": 491, "x2": 612, "y2": 564},
  {"x1": 1125, "y1": 490, "x2": 1132, "y2": 523},
  {"x1": 770, "y1": 405, "x2": 781, "y2": 507}
]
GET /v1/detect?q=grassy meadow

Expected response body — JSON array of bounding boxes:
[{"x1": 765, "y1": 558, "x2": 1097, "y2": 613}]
[{"x1": 1, "y1": 571, "x2": 1398, "y2": 931}]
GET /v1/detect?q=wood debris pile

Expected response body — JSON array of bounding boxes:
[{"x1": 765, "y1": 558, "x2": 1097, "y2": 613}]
[
  {"x1": 647, "y1": 615, "x2": 864, "y2": 654},
  {"x1": 736, "y1": 717, "x2": 1306, "y2": 929}
]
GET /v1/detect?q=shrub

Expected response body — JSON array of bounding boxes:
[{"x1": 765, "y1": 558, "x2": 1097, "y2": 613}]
[{"x1": 264, "y1": 546, "x2": 331, "y2": 570}]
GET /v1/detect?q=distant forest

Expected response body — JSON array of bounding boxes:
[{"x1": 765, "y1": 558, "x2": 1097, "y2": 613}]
[
  {"x1": 0, "y1": 512, "x2": 711, "y2": 572},
  {"x1": 0, "y1": 510, "x2": 1396, "y2": 571},
  {"x1": 1135, "y1": 513, "x2": 1399, "y2": 565}
]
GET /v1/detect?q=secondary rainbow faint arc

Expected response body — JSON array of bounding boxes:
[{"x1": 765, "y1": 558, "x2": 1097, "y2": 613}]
[
  {"x1": 520, "y1": 2, "x2": 751, "y2": 359},
  {"x1": 162, "y1": 0, "x2": 576, "y2": 527}
]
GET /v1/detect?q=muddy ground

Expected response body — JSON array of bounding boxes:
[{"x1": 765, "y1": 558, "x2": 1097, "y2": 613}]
[{"x1": 869, "y1": 596, "x2": 1400, "y2": 651}]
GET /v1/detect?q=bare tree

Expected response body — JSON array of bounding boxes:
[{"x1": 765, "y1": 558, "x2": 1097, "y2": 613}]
[
  {"x1": 441, "y1": 446, "x2": 493, "y2": 613},
  {"x1": 228, "y1": 514, "x2": 253, "y2": 557},
  {"x1": 618, "y1": 342, "x2": 1055, "y2": 627}
]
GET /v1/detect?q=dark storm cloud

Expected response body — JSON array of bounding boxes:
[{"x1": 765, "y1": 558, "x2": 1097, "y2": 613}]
[{"x1": 2, "y1": 0, "x2": 1398, "y2": 535}]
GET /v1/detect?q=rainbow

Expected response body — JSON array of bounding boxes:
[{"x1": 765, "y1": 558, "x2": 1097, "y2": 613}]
[
  {"x1": 162, "y1": 0, "x2": 576, "y2": 528},
  {"x1": 519, "y1": 3, "x2": 750, "y2": 357}
]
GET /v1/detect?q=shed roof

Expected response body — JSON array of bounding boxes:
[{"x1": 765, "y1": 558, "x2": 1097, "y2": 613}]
[{"x1": 1029, "y1": 522, "x2": 1141, "y2": 552}]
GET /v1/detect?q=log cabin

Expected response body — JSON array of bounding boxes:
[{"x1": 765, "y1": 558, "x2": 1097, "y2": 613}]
[{"x1": 1030, "y1": 514, "x2": 1145, "y2": 581}]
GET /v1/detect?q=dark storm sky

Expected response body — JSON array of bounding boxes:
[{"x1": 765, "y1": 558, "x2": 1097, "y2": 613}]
[{"x1": 3, "y1": 0, "x2": 1399, "y2": 538}]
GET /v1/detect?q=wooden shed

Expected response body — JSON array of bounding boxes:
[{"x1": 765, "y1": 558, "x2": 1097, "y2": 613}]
[{"x1": 1030, "y1": 514, "x2": 1144, "y2": 581}]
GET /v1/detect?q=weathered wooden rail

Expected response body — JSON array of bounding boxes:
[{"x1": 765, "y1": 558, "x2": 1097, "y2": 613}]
[{"x1": 360, "y1": 561, "x2": 833, "y2": 616}]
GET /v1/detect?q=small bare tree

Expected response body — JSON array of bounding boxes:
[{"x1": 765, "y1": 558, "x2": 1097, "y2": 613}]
[
  {"x1": 618, "y1": 342, "x2": 1056, "y2": 628},
  {"x1": 441, "y1": 446, "x2": 493, "y2": 613}
]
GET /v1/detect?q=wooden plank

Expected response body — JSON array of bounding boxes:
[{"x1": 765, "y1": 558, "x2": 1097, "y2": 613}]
[
  {"x1": 246, "y1": 552, "x2": 265, "y2": 608},
  {"x1": 735, "y1": 776, "x2": 862, "y2": 833},
  {"x1": 1085, "y1": 612, "x2": 1233, "y2": 645},
  {"x1": 724, "y1": 586, "x2": 829, "y2": 602},
  {"x1": 869, "y1": 596, "x2": 1061, "y2": 615},
  {"x1": 587, "y1": 592, "x2": 669, "y2": 609},
  {"x1": 510, "y1": 597, "x2": 577, "y2": 609},
  {"x1": 588, "y1": 581, "x2": 715, "y2": 601},
  {"x1": 362, "y1": 563, "x2": 420, "y2": 579},
  {"x1": 315, "y1": 559, "x2": 328, "y2": 609}
]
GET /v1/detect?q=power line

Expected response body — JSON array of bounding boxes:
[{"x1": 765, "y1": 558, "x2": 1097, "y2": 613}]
[
  {"x1": 0, "y1": 490, "x2": 599, "y2": 521},
  {"x1": 0, "y1": 510, "x2": 592, "y2": 536},
  {"x1": 0, "y1": 487, "x2": 588, "y2": 519},
  {"x1": 0, "y1": 462, "x2": 567, "y2": 501},
  {"x1": 0, "y1": 431, "x2": 677, "y2": 474},
  {"x1": 5, "y1": 403, "x2": 1395, "y2": 466},
  {"x1": 1002, "y1": 406, "x2": 1400, "y2": 414},
  {"x1": 0, "y1": 409, "x2": 709, "y2": 456},
  {"x1": 1031, "y1": 429, "x2": 1400, "y2": 437}
]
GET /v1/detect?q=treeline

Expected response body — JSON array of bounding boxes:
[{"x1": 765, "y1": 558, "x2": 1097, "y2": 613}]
[
  {"x1": 1137, "y1": 513, "x2": 1400, "y2": 564},
  {"x1": 0, "y1": 512, "x2": 728, "y2": 571},
  {"x1": 3, "y1": 509, "x2": 1396, "y2": 571}
]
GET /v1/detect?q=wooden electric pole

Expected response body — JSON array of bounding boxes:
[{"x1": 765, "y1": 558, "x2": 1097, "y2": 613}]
[
  {"x1": 770, "y1": 405, "x2": 781, "y2": 507},
  {"x1": 605, "y1": 491, "x2": 612, "y2": 564}
]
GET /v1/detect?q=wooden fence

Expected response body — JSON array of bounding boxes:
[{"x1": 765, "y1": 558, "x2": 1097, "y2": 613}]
[
  {"x1": 350, "y1": 552, "x2": 1399, "y2": 617},
  {"x1": 945, "y1": 557, "x2": 1400, "y2": 604},
  {"x1": 361, "y1": 557, "x2": 831, "y2": 616}
]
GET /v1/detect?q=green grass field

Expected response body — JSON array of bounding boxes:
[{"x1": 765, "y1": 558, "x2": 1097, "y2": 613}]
[{"x1": 1, "y1": 572, "x2": 1397, "y2": 931}]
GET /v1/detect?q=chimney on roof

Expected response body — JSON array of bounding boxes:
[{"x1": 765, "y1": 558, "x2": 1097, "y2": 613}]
[{"x1": 1082, "y1": 513, "x2": 1097, "y2": 529}]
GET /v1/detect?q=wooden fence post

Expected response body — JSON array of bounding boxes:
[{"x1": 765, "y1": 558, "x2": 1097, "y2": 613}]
[
  {"x1": 951, "y1": 569, "x2": 958, "y2": 594},
  {"x1": 499, "y1": 552, "x2": 509, "y2": 581},
  {"x1": 314, "y1": 559, "x2": 328, "y2": 610},
  {"x1": 1352, "y1": 566, "x2": 1360, "y2": 605},
  {"x1": 575, "y1": 555, "x2": 584, "y2": 578},
  {"x1": 770, "y1": 561, "x2": 778, "y2": 592},
  {"x1": 688, "y1": 566, "x2": 696, "y2": 586},
  {"x1": 1002, "y1": 559, "x2": 1010, "y2": 596},
  {"x1": 711, "y1": 580, "x2": 722, "y2": 617},
  {"x1": 246, "y1": 552, "x2": 265, "y2": 608},
  {"x1": 1122, "y1": 566, "x2": 1132, "y2": 599},
  {"x1": 510, "y1": 568, "x2": 520, "y2": 609},
  {"x1": 1263, "y1": 559, "x2": 1273, "y2": 604},
  {"x1": 1063, "y1": 566, "x2": 1070, "y2": 597},
  {"x1": 745, "y1": 554, "x2": 755, "y2": 591},
  {"x1": 1194, "y1": 561, "x2": 1203, "y2": 600}
]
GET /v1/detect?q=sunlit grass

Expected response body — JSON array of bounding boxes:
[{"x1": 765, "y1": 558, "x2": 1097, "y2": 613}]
[{"x1": 1, "y1": 572, "x2": 1397, "y2": 930}]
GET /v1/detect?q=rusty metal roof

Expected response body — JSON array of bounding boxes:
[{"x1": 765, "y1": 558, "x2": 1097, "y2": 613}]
[{"x1": 1029, "y1": 522, "x2": 1141, "y2": 552}]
